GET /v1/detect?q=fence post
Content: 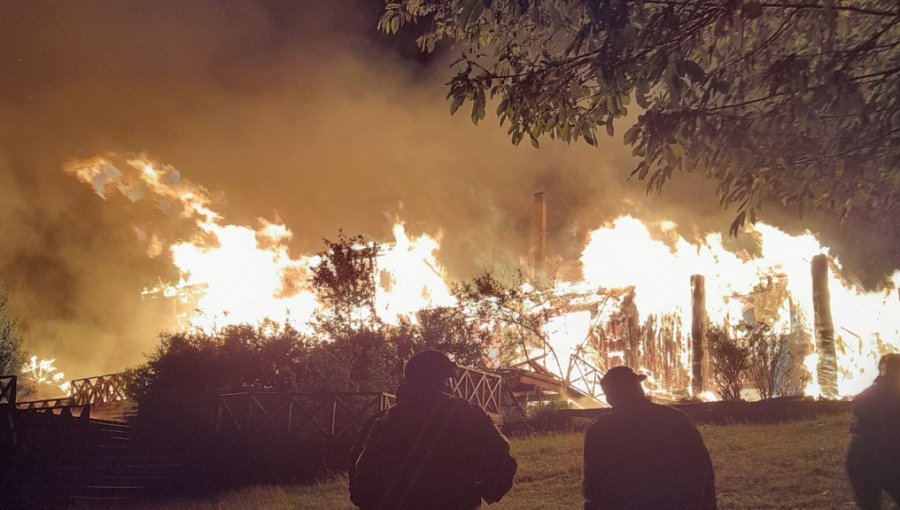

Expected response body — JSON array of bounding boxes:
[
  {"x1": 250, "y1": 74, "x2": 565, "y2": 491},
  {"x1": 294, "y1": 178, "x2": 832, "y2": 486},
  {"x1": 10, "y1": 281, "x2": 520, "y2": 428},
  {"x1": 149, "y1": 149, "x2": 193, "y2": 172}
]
[
  {"x1": 0, "y1": 376, "x2": 16, "y2": 406},
  {"x1": 331, "y1": 399, "x2": 338, "y2": 438}
]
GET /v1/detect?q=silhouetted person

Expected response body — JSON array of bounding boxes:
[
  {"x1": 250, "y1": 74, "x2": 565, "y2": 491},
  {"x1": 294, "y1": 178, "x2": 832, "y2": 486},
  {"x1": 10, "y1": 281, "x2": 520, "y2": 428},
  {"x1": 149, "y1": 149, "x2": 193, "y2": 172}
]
[
  {"x1": 349, "y1": 350, "x2": 516, "y2": 510},
  {"x1": 846, "y1": 353, "x2": 900, "y2": 509},
  {"x1": 583, "y1": 366, "x2": 717, "y2": 510}
]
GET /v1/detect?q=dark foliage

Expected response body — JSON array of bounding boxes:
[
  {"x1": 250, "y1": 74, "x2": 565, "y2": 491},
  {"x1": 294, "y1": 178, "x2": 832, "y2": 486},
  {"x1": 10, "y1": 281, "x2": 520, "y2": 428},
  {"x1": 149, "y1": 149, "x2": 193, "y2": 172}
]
[
  {"x1": 382, "y1": 0, "x2": 900, "y2": 236},
  {"x1": 125, "y1": 322, "x2": 310, "y2": 442},
  {"x1": 312, "y1": 231, "x2": 380, "y2": 337},
  {"x1": 743, "y1": 323, "x2": 806, "y2": 399},
  {"x1": 707, "y1": 325, "x2": 750, "y2": 401},
  {"x1": 393, "y1": 306, "x2": 492, "y2": 368},
  {"x1": 0, "y1": 285, "x2": 26, "y2": 378}
]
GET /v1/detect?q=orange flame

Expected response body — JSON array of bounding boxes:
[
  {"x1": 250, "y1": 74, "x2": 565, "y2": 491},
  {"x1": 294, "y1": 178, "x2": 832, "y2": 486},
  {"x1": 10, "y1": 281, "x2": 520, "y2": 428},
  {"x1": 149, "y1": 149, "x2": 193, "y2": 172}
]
[{"x1": 66, "y1": 154, "x2": 898, "y2": 399}]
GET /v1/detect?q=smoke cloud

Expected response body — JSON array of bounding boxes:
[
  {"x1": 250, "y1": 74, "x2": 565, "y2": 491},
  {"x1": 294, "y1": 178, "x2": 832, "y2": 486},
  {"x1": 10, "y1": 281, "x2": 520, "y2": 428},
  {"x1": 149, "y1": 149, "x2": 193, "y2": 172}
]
[{"x1": 0, "y1": 1, "x2": 894, "y2": 375}]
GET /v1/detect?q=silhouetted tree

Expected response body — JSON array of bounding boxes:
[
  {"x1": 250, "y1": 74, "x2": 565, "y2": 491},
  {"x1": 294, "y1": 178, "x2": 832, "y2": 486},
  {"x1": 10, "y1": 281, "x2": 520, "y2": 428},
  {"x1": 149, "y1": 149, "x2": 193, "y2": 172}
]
[
  {"x1": 126, "y1": 322, "x2": 310, "y2": 442},
  {"x1": 302, "y1": 330, "x2": 399, "y2": 393},
  {"x1": 0, "y1": 285, "x2": 26, "y2": 377},
  {"x1": 707, "y1": 325, "x2": 750, "y2": 401},
  {"x1": 311, "y1": 231, "x2": 380, "y2": 337},
  {"x1": 393, "y1": 306, "x2": 492, "y2": 368},
  {"x1": 743, "y1": 323, "x2": 804, "y2": 399},
  {"x1": 382, "y1": 1, "x2": 899, "y2": 234},
  {"x1": 309, "y1": 232, "x2": 401, "y2": 390},
  {"x1": 454, "y1": 270, "x2": 567, "y2": 373}
]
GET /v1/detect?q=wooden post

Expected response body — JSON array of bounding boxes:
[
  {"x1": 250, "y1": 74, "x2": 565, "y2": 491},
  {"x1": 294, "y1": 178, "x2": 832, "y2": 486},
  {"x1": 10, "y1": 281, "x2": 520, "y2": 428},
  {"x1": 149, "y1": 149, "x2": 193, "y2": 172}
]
[
  {"x1": 812, "y1": 255, "x2": 838, "y2": 399},
  {"x1": 532, "y1": 192, "x2": 547, "y2": 286},
  {"x1": 691, "y1": 274, "x2": 707, "y2": 396},
  {"x1": 331, "y1": 399, "x2": 338, "y2": 438},
  {"x1": 0, "y1": 376, "x2": 16, "y2": 406}
]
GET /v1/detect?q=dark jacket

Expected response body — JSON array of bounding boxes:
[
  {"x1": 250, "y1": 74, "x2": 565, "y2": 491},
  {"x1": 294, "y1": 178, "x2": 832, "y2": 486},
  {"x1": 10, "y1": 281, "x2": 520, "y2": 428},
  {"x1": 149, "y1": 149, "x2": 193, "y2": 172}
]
[
  {"x1": 582, "y1": 399, "x2": 717, "y2": 510},
  {"x1": 847, "y1": 376, "x2": 900, "y2": 478},
  {"x1": 350, "y1": 383, "x2": 516, "y2": 510}
]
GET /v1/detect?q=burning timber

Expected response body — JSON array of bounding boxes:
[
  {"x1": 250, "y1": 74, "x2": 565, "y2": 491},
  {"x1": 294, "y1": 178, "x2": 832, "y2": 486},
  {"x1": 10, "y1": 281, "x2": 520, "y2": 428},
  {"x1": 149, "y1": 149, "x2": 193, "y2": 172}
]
[
  {"x1": 506, "y1": 252, "x2": 888, "y2": 407},
  {"x1": 56, "y1": 156, "x2": 898, "y2": 402}
]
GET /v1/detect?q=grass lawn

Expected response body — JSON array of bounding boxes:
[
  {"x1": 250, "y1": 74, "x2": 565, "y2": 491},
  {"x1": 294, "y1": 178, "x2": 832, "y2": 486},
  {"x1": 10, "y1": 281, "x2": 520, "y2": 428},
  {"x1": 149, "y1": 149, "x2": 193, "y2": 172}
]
[{"x1": 89, "y1": 413, "x2": 890, "y2": 510}]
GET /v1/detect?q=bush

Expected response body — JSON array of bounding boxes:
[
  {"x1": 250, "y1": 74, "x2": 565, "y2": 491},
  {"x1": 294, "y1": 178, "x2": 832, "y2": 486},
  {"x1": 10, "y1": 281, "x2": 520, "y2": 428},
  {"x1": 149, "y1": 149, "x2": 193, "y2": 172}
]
[
  {"x1": 0, "y1": 286, "x2": 26, "y2": 378},
  {"x1": 503, "y1": 399, "x2": 586, "y2": 436},
  {"x1": 745, "y1": 324, "x2": 806, "y2": 399},
  {"x1": 708, "y1": 326, "x2": 750, "y2": 401}
]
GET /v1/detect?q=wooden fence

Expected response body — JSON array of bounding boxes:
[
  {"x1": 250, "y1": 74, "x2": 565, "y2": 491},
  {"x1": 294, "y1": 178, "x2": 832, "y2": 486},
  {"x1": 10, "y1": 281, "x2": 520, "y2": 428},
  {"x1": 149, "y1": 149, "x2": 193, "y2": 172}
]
[
  {"x1": 214, "y1": 366, "x2": 504, "y2": 440},
  {"x1": 70, "y1": 372, "x2": 128, "y2": 406},
  {"x1": 451, "y1": 366, "x2": 502, "y2": 418},
  {"x1": 0, "y1": 375, "x2": 16, "y2": 407},
  {"x1": 15, "y1": 396, "x2": 91, "y2": 418},
  {"x1": 214, "y1": 392, "x2": 393, "y2": 441},
  {"x1": 14, "y1": 372, "x2": 128, "y2": 416}
]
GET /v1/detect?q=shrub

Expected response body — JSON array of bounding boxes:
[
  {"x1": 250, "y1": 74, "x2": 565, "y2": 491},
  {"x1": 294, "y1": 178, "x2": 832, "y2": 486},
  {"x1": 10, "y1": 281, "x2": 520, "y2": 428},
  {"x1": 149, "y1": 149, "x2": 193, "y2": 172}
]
[{"x1": 708, "y1": 326, "x2": 750, "y2": 401}]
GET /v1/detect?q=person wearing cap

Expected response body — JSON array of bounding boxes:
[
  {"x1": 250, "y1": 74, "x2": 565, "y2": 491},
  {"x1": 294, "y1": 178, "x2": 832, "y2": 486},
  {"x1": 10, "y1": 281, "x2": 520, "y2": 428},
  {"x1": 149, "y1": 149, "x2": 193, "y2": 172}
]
[
  {"x1": 846, "y1": 353, "x2": 900, "y2": 509},
  {"x1": 582, "y1": 366, "x2": 717, "y2": 510},
  {"x1": 350, "y1": 350, "x2": 517, "y2": 510}
]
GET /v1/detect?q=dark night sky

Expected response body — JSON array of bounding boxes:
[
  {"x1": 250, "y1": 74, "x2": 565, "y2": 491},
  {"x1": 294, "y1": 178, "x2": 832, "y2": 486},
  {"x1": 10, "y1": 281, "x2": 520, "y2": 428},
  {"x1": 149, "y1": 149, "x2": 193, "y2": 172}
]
[{"x1": 0, "y1": 1, "x2": 894, "y2": 375}]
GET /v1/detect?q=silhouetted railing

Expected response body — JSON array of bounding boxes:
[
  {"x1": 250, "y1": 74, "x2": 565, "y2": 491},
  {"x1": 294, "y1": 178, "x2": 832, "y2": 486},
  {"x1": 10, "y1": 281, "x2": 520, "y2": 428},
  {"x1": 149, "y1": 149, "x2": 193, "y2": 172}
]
[
  {"x1": 214, "y1": 392, "x2": 394, "y2": 441},
  {"x1": 70, "y1": 372, "x2": 128, "y2": 406},
  {"x1": 15, "y1": 372, "x2": 127, "y2": 416},
  {"x1": 0, "y1": 375, "x2": 16, "y2": 406},
  {"x1": 15, "y1": 395, "x2": 91, "y2": 418},
  {"x1": 17, "y1": 396, "x2": 72, "y2": 410},
  {"x1": 566, "y1": 354, "x2": 605, "y2": 402},
  {"x1": 452, "y1": 366, "x2": 502, "y2": 418}
]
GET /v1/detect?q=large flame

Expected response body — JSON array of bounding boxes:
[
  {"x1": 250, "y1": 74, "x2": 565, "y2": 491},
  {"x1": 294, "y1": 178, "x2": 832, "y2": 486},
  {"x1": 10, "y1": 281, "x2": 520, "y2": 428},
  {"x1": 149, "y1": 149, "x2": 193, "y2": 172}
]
[
  {"x1": 66, "y1": 155, "x2": 456, "y2": 332},
  {"x1": 578, "y1": 216, "x2": 899, "y2": 399},
  {"x1": 21, "y1": 355, "x2": 70, "y2": 395},
  {"x1": 66, "y1": 154, "x2": 898, "y2": 400}
]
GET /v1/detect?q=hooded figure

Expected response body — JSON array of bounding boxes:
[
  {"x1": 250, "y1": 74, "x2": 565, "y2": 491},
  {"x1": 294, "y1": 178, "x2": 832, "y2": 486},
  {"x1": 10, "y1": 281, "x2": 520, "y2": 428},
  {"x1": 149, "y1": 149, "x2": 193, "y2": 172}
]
[
  {"x1": 582, "y1": 366, "x2": 717, "y2": 510},
  {"x1": 349, "y1": 350, "x2": 516, "y2": 510},
  {"x1": 846, "y1": 353, "x2": 900, "y2": 509}
]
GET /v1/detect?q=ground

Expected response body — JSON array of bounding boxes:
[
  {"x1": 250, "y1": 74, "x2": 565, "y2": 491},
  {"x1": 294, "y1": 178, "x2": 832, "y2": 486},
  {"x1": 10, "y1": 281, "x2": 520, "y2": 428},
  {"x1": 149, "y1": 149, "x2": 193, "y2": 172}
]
[{"x1": 86, "y1": 414, "x2": 897, "y2": 509}]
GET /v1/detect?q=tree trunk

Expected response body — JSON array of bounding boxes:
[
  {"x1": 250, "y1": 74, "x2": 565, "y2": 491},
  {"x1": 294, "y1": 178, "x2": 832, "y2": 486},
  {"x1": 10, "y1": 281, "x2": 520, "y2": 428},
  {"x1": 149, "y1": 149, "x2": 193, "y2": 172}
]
[{"x1": 811, "y1": 254, "x2": 838, "y2": 399}]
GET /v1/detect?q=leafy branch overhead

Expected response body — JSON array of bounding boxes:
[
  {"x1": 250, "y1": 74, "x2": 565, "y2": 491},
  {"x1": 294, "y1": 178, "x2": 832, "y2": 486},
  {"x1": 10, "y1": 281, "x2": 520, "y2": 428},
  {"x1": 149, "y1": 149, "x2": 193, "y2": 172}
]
[{"x1": 380, "y1": 0, "x2": 899, "y2": 232}]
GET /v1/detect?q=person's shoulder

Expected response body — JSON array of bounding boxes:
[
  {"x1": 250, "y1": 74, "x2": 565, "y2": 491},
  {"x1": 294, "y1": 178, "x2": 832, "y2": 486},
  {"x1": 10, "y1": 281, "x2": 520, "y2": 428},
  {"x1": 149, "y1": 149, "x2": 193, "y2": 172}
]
[
  {"x1": 650, "y1": 401, "x2": 689, "y2": 416},
  {"x1": 647, "y1": 402, "x2": 697, "y2": 425},
  {"x1": 585, "y1": 409, "x2": 617, "y2": 432},
  {"x1": 852, "y1": 383, "x2": 880, "y2": 409},
  {"x1": 446, "y1": 394, "x2": 490, "y2": 417}
]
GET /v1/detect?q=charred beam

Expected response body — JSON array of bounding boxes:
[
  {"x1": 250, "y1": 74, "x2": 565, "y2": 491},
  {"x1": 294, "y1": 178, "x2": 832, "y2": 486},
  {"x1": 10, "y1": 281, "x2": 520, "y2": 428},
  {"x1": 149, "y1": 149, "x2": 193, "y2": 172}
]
[
  {"x1": 532, "y1": 191, "x2": 547, "y2": 287},
  {"x1": 691, "y1": 274, "x2": 707, "y2": 396},
  {"x1": 812, "y1": 254, "x2": 838, "y2": 399}
]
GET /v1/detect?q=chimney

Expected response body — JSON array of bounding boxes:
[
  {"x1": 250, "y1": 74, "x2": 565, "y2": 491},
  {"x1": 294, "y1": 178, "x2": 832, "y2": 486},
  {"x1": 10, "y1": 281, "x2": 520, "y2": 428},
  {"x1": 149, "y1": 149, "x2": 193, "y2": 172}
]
[{"x1": 532, "y1": 192, "x2": 547, "y2": 285}]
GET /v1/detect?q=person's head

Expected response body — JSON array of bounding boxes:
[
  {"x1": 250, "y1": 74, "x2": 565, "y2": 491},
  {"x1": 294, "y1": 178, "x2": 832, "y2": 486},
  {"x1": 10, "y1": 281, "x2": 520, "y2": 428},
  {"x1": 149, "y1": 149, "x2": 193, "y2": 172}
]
[
  {"x1": 600, "y1": 366, "x2": 647, "y2": 407},
  {"x1": 403, "y1": 350, "x2": 457, "y2": 391},
  {"x1": 878, "y1": 353, "x2": 900, "y2": 387}
]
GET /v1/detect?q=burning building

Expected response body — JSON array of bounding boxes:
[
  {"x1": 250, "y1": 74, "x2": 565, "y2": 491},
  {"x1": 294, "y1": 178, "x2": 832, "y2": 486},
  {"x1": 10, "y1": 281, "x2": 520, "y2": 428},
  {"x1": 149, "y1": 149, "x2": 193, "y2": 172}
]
[{"x1": 58, "y1": 155, "x2": 900, "y2": 406}]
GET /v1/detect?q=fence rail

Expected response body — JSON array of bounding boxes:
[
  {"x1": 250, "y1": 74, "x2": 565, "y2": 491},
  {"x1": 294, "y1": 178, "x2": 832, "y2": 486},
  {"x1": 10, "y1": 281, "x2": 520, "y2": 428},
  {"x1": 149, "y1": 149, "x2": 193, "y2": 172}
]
[
  {"x1": 70, "y1": 372, "x2": 128, "y2": 406},
  {"x1": 451, "y1": 366, "x2": 502, "y2": 417},
  {"x1": 15, "y1": 372, "x2": 128, "y2": 415},
  {"x1": 0, "y1": 375, "x2": 16, "y2": 406},
  {"x1": 215, "y1": 392, "x2": 393, "y2": 441}
]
